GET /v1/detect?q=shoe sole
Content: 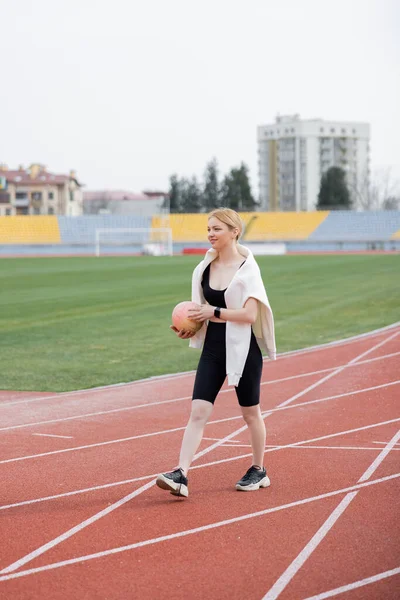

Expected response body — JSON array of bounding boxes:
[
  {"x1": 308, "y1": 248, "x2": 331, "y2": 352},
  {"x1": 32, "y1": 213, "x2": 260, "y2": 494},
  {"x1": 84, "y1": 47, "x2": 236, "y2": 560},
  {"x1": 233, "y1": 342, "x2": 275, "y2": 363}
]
[
  {"x1": 156, "y1": 474, "x2": 189, "y2": 498},
  {"x1": 235, "y1": 476, "x2": 271, "y2": 491}
]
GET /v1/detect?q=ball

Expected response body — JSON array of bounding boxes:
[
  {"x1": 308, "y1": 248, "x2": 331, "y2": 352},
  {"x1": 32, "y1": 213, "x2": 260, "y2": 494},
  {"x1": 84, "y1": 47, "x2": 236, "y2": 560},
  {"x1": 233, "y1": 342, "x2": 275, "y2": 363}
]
[{"x1": 172, "y1": 301, "x2": 202, "y2": 334}]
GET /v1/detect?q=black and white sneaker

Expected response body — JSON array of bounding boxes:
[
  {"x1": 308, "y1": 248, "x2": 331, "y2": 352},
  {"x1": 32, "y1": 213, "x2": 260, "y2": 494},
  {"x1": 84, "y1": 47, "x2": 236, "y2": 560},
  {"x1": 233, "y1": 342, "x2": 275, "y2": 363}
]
[
  {"x1": 156, "y1": 468, "x2": 189, "y2": 498},
  {"x1": 235, "y1": 466, "x2": 270, "y2": 491}
]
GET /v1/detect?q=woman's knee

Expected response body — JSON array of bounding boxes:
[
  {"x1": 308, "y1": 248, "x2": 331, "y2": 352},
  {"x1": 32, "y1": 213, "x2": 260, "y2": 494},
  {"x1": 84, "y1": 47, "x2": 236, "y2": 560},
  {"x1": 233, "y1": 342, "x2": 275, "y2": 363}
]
[
  {"x1": 241, "y1": 404, "x2": 262, "y2": 424},
  {"x1": 190, "y1": 399, "x2": 213, "y2": 424}
]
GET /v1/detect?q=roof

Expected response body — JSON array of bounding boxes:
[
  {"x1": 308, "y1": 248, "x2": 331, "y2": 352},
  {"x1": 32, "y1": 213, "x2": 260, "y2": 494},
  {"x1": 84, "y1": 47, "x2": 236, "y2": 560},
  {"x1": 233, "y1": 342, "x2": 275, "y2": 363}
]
[
  {"x1": 83, "y1": 190, "x2": 152, "y2": 202},
  {"x1": 0, "y1": 167, "x2": 82, "y2": 186}
]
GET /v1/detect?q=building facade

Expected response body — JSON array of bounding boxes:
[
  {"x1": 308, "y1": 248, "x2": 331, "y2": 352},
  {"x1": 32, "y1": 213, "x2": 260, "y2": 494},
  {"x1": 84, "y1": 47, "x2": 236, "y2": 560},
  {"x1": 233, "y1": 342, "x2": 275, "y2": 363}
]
[
  {"x1": 257, "y1": 114, "x2": 370, "y2": 211},
  {"x1": 83, "y1": 190, "x2": 168, "y2": 216},
  {"x1": 0, "y1": 164, "x2": 83, "y2": 216}
]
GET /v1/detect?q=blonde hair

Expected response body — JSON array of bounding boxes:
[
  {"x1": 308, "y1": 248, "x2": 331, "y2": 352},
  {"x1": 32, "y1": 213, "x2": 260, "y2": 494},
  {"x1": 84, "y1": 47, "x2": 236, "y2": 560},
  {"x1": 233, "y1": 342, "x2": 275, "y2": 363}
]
[{"x1": 208, "y1": 208, "x2": 243, "y2": 241}]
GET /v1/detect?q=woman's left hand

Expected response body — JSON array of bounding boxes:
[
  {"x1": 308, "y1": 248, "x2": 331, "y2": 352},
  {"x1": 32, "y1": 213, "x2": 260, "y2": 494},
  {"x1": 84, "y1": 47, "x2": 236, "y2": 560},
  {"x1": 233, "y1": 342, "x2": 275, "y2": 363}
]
[{"x1": 188, "y1": 303, "x2": 215, "y2": 322}]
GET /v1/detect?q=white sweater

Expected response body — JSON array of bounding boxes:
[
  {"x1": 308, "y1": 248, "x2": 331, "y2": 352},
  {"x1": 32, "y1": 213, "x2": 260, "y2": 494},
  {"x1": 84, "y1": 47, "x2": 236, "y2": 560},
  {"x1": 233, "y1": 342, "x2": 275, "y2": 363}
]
[{"x1": 189, "y1": 244, "x2": 276, "y2": 386}]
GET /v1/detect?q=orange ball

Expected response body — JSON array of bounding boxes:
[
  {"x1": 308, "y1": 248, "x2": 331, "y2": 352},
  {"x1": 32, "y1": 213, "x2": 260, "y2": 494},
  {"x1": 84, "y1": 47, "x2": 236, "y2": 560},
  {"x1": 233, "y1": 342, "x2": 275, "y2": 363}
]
[{"x1": 172, "y1": 301, "x2": 202, "y2": 334}]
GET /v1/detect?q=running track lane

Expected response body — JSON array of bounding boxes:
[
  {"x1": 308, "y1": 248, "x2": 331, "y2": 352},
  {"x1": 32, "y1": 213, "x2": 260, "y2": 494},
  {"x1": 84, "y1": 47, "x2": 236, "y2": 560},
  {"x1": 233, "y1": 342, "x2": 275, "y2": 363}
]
[{"x1": 0, "y1": 325, "x2": 399, "y2": 599}]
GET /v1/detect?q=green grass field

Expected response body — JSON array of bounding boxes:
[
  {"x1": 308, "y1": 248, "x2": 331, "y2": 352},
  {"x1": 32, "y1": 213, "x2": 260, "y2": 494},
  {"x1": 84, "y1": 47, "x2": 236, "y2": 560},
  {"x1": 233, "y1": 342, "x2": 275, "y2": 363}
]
[{"x1": 0, "y1": 254, "x2": 399, "y2": 392}]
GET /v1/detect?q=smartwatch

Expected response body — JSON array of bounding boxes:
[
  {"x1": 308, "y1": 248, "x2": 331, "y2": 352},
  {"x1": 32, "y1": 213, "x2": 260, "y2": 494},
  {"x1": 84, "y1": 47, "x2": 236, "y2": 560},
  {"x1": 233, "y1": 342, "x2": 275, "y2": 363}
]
[{"x1": 214, "y1": 307, "x2": 221, "y2": 319}]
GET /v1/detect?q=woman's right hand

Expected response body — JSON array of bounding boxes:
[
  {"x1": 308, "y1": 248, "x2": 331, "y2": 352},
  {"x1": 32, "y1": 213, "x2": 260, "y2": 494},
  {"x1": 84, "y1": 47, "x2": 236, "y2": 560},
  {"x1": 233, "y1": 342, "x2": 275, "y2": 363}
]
[{"x1": 170, "y1": 325, "x2": 195, "y2": 339}]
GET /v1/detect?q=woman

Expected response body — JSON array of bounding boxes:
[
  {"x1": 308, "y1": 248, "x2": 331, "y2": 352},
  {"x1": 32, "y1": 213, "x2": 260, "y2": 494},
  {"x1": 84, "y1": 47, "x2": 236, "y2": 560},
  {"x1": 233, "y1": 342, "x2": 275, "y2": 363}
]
[{"x1": 156, "y1": 208, "x2": 276, "y2": 498}]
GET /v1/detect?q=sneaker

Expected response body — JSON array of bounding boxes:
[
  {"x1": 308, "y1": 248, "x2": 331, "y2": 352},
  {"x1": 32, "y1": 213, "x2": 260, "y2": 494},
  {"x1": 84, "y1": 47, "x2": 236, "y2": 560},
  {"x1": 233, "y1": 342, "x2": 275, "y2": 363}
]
[
  {"x1": 156, "y1": 468, "x2": 189, "y2": 498},
  {"x1": 235, "y1": 466, "x2": 270, "y2": 491}
]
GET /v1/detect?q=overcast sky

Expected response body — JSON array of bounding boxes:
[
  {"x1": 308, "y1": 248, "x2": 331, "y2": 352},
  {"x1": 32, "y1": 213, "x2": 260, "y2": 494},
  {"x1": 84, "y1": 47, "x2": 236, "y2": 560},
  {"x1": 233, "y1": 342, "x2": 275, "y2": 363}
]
[{"x1": 1, "y1": 0, "x2": 399, "y2": 194}]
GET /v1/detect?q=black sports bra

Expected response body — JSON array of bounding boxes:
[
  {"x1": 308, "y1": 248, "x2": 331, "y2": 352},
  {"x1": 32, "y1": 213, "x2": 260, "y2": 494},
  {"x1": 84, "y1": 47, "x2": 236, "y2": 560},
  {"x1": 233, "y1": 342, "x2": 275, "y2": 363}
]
[{"x1": 201, "y1": 261, "x2": 246, "y2": 308}]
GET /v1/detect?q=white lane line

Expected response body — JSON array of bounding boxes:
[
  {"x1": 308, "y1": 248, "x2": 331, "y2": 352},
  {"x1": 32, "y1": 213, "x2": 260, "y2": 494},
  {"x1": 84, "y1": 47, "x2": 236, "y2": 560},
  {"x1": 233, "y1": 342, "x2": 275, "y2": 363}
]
[
  {"x1": 32, "y1": 433, "x2": 73, "y2": 440},
  {"x1": 0, "y1": 472, "x2": 398, "y2": 583},
  {"x1": 1, "y1": 322, "x2": 399, "y2": 409},
  {"x1": 1, "y1": 377, "x2": 399, "y2": 453},
  {"x1": 268, "y1": 330, "x2": 400, "y2": 410},
  {"x1": 265, "y1": 444, "x2": 400, "y2": 452},
  {"x1": 2, "y1": 351, "x2": 399, "y2": 432},
  {"x1": 2, "y1": 417, "x2": 400, "y2": 513},
  {"x1": 2, "y1": 330, "x2": 397, "y2": 574},
  {"x1": 301, "y1": 566, "x2": 400, "y2": 600},
  {"x1": 373, "y1": 441, "x2": 400, "y2": 446},
  {"x1": 202, "y1": 437, "x2": 243, "y2": 444},
  {"x1": 262, "y1": 429, "x2": 400, "y2": 600}
]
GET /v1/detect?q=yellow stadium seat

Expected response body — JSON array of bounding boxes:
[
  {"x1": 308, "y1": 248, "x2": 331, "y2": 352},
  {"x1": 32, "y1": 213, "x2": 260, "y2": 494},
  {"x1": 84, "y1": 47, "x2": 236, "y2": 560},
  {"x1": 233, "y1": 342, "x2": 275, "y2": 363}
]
[
  {"x1": 152, "y1": 212, "x2": 329, "y2": 242},
  {"x1": 0, "y1": 216, "x2": 61, "y2": 244}
]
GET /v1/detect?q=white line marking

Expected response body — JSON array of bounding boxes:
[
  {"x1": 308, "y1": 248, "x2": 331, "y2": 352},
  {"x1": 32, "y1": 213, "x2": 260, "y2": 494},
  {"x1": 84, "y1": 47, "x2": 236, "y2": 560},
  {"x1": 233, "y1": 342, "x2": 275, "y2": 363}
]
[
  {"x1": 1, "y1": 376, "x2": 399, "y2": 450},
  {"x1": 1, "y1": 322, "x2": 399, "y2": 408},
  {"x1": 301, "y1": 566, "x2": 400, "y2": 600},
  {"x1": 373, "y1": 441, "x2": 400, "y2": 446},
  {"x1": 2, "y1": 418, "x2": 400, "y2": 513},
  {"x1": 202, "y1": 437, "x2": 243, "y2": 444},
  {"x1": 268, "y1": 330, "x2": 400, "y2": 410},
  {"x1": 265, "y1": 444, "x2": 400, "y2": 452},
  {"x1": 0, "y1": 473, "x2": 398, "y2": 582},
  {"x1": 2, "y1": 351, "x2": 399, "y2": 432},
  {"x1": 32, "y1": 433, "x2": 73, "y2": 440},
  {"x1": 262, "y1": 428, "x2": 400, "y2": 600},
  {"x1": 2, "y1": 331, "x2": 398, "y2": 574}
]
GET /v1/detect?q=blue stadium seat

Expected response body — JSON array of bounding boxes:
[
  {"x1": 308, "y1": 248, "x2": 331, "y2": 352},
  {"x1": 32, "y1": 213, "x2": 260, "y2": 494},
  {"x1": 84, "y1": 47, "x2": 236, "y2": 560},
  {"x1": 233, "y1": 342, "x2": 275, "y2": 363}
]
[
  {"x1": 57, "y1": 215, "x2": 152, "y2": 244},
  {"x1": 309, "y1": 211, "x2": 400, "y2": 241}
]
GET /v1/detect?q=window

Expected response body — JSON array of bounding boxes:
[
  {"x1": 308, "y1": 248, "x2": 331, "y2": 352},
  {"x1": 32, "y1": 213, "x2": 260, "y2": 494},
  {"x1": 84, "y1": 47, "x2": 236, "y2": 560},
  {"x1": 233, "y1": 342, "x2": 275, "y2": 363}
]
[
  {"x1": 320, "y1": 128, "x2": 324, "y2": 133},
  {"x1": 48, "y1": 207, "x2": 54, "y2": 215},
  {"x1": 32, "y1": 192, "x2": 42, "y2": 201},
  {"x1": 16, "y1": 192, "x2": 28, "y2": 199},
  {"x1": 33, "y1": 207, "x2": 41, "y2": 215},
  {"x1": 330, "y1": 128, "x2": 335, "y2": 133},
  {"x1": 69, "y1": 191, "x2": 74, "y2": 202},
  {"x1": 5, "y1": 208, "x2": 11, "y2": 215},
  {"x1": 48, "y1": 192, "x2": 54, "y2": 200}
]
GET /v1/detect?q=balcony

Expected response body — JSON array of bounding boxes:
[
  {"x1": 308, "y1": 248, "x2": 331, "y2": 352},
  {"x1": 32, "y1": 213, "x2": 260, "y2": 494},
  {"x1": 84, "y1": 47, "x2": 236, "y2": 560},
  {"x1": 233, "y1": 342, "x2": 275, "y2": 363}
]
[{"x1": 14, "y1": 198, "x2": 29, "y2": 208}]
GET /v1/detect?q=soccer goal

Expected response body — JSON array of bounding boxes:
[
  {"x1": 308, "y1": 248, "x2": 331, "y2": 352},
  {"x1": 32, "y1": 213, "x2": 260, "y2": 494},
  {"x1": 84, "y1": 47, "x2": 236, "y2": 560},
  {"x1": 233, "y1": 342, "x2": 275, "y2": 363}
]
[{"x1": 95, "y1": 227, "x2": 173, "y2": 257}]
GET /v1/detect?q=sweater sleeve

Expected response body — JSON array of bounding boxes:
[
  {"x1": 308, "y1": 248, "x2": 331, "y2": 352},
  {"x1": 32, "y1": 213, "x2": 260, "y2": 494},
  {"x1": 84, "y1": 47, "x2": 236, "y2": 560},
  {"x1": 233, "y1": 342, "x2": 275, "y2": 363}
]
[
  {"x1": 189, "y1": 261, "x2": 207, "y2": 349},
  {"x1": 239, "y1": 271, "x2": 276, "y2": 360}
]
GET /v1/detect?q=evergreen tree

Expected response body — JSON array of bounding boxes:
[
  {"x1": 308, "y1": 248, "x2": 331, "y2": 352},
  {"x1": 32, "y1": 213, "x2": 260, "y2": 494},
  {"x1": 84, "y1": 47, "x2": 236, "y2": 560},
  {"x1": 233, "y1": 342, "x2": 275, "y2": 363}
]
[
  {"x1": 202, "y1": 158, "x2": 220, "y2": 211},
  {"x1": 220, "y1": 163, "x2": 257, "y2": 211},
  {"x1": 180, "y1": 176, "x2": 202, "y2": 213},
  {"x1": 317, "y1": 167, "x2": 351, "y2": 210},
  {"x1": 168, "y1": 174, "x2": 182, "y2": 213}
]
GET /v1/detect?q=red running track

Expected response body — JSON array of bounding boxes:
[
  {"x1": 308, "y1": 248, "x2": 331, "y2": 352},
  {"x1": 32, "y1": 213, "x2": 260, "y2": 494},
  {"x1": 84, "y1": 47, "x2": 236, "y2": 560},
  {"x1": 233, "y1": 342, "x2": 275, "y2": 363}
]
[{"x1": 0, "y1": 324, "x2": 399, "y2": 600}]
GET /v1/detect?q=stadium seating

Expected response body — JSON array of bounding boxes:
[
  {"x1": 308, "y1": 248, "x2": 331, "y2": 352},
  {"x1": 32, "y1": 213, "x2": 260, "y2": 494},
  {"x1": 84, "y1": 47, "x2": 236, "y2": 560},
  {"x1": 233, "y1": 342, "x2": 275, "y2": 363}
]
[
  {"x1": 391, "y1": 227, "x2": 400, "y2": 240},
  {"x1": 239, "y1": 211, "x2": 329, "y2": 241},
  {"x1": 152, "y1": 211, "x2": 330, "y2": 241},
  {"x1": 0, "y1": 216, "x2": 60, "y2": 244},
  {"x1": 57, "y1": 215, "x2": 152, "y2": 244},
  {"x1": 0, "y1": 212, "x2": 399, "y2": 250},
  {"x1": 309, "y1": 211, "x2": 400, "y2": 241}
]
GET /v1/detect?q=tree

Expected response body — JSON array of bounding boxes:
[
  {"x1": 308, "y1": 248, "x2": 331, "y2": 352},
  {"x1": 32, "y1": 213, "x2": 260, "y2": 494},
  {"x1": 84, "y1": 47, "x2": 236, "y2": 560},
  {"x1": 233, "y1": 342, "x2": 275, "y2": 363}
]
[
  {"x1": 220, "y1": 163, "x2": 257, "y2": 211},
  {"x1": 202, "y1": 158, "x2": 220, "y2": 211},
  {"x1": 353, "y1": 167, "x2": 400, "y2": 211},
  {"x1": 168, "y1": 174, "x2": 182, "y2": 213},
  {"x1": 180, "y1": 176, "x2": 202, "y2": 213},
  {"x1": 317, "y1": 167, "x2": 351, "y2": 210}
]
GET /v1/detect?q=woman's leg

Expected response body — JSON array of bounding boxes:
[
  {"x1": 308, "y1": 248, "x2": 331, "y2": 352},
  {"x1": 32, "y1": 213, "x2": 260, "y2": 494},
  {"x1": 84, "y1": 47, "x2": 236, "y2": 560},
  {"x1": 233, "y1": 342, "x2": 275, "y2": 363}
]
[
  {"x1": 178, "y1": 399, "x2": 214, "y2": 475},
  {"x1": 240, "y1": 404, "x2": 266, "y2": 467}
]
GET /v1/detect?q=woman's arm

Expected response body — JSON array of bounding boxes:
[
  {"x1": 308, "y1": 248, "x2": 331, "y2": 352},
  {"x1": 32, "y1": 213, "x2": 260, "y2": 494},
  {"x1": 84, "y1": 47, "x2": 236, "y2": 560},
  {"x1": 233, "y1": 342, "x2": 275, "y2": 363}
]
[{"x1": 188, "y1": 298, "x2": 258, "y2": 325}]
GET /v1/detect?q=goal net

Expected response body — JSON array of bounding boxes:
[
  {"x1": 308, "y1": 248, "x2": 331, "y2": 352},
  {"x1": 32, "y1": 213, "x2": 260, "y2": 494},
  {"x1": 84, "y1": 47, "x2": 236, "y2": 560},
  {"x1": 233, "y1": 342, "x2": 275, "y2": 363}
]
[{"x1": 95, "y1": 227, "x2": 173, "y2": 257}]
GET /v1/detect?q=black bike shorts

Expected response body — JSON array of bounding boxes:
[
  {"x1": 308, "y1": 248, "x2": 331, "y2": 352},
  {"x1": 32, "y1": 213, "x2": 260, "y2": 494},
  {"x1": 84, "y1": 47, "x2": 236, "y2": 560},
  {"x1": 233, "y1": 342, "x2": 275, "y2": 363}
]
[{"x1": 192, "y1": 321, "x2": 263, "y2": 407}]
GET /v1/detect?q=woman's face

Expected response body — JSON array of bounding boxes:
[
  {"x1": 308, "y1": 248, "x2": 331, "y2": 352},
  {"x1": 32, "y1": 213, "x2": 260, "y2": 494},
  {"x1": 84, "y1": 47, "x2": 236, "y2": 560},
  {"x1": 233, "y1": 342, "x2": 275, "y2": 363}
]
[{"x1": 207, "y1": 217, "x2": 237, "y2": 249}]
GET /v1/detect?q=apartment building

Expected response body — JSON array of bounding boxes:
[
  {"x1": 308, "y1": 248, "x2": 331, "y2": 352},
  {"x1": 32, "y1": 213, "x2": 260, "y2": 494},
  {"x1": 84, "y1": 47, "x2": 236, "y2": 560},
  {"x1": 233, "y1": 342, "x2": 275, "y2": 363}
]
[
  {"x1": 0, "y1": 163, "x2": 83, "y2": 216},
  {"x1": 257, "y1": 114, "x2": 370, "y2": 211}
]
